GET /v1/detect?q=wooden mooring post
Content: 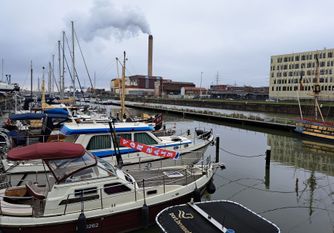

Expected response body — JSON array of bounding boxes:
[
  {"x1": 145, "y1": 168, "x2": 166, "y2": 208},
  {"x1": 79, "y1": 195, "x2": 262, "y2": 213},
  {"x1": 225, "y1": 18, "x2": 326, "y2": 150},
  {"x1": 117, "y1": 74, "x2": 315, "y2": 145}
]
[
  {"x1": 265, "y1": 146, "x2": 271, "y2": 169},
  {"x1": 215, "y1": 137, "x2": 220, "y2": 163}
]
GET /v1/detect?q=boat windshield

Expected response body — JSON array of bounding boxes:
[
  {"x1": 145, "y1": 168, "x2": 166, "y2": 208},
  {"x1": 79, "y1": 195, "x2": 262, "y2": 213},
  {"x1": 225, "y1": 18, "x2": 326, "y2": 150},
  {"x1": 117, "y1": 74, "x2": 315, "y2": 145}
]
[
  {"x1": 96, "y1": 157, "x2": 117, "y2": 175},
  {"x1": 62, "y1": 134, "x2": 79, "y2": 143},
  {"x1": 47, "y1": 152, "x2": 96, "y2": 182}
]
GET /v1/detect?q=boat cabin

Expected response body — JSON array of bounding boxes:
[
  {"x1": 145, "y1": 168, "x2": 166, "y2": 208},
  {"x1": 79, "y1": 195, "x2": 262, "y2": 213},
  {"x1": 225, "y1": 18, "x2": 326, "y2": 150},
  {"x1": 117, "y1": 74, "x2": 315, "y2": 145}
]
[{"x1": 60, "y1": 122, "x2": 192, "y2": 158}]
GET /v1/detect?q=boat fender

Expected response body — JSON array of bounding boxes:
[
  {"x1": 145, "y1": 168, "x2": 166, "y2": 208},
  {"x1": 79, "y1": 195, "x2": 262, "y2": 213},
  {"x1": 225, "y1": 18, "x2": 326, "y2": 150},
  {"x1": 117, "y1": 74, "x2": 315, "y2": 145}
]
[
  {"x1": 226, "y1": 229, "x2": 235, "y2": 233},
  {"x1": 207, "y1": 179, "x2": 216, "y2": 194},
  {"x1": 193, "y1": 188, "x2": 201, "y2": 202},
  {"x1": 77, "y1": 212, "x2": 87, "y2": 233},
  {"x1": 141, "y1": 203, "x2": 149, "y2": 228}
]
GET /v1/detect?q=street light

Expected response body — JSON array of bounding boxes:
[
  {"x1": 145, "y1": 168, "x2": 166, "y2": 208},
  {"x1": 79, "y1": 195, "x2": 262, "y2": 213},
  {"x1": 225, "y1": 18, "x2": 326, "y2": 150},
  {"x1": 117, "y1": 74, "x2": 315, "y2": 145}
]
[{"x1": 200, "y1": 72, "x2": 203, "y2": 98}]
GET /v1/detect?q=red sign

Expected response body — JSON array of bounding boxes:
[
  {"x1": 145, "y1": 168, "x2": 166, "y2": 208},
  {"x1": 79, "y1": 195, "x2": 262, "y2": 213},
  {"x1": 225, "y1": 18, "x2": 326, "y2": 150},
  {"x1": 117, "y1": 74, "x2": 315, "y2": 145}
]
[{"x1": 119, "y1": 137, "x2": 180, "y2": 160}]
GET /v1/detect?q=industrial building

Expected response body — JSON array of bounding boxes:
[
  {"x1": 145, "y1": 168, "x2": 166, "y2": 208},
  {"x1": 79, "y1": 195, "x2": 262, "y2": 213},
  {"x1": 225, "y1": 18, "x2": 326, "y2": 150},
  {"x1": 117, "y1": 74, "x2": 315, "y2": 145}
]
[
  {"x1": 110, "y1": 34, "x2": 196, "y2": 97},
  {"x1": 209, "y1": 84, "x2": 268, "y2": 100},
  {"x1": 269, "y1": 48, "x2": 334, "y2": 101}
]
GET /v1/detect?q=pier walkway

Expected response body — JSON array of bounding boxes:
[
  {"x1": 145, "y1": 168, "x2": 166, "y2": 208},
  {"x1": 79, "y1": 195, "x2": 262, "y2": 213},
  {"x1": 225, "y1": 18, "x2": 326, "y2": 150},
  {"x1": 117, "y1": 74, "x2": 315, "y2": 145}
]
[{"x1": 122, "y1": 102, "x2": 296, "y2": 131}]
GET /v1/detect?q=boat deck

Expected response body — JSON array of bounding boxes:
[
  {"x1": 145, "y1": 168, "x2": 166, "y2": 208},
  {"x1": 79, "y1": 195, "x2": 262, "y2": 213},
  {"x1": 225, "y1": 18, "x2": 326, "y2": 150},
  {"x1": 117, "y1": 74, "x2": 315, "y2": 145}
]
[
  {"x1": 127, "y1": 167, "x2": 203, "y2": 188},
  {"x1": 156, "y1": 200, "x2": 280, "y2": 233}
]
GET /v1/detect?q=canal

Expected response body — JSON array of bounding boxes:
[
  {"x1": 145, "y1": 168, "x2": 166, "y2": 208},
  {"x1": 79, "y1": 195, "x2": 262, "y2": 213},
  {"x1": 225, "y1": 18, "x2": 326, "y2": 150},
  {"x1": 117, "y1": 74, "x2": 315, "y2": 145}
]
[{"x1": 105, "y1": 105, "x2": 334, "y2": 233}]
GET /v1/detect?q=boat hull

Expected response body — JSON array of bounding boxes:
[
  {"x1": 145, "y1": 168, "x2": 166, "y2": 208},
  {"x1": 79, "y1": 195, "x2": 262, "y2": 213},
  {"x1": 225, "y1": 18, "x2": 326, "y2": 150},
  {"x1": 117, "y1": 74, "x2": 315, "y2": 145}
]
[
  {"x1": 294, "y1": 121, "x2": 334, "y2": 142},
  {"x1": 0, "y1": 187, "x2": 207, "y2": 233}
]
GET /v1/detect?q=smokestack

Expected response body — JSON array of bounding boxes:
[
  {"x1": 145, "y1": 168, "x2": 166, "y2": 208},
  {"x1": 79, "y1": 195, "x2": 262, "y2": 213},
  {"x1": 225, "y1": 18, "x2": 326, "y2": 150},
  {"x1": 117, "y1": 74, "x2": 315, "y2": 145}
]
[{"x1": 148, "y1": 35, "x2": 153, "y2": 77}]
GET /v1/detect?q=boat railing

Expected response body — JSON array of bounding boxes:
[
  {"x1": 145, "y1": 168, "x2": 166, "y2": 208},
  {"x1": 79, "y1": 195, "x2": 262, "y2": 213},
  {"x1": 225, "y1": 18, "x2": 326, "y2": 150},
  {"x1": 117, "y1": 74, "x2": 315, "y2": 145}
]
[
  {"x1": 0, "y1": 161, "x2": 211, "y2": 217},
  {"x1": 126, "y1": 150, "x2": 206, "y2": 171},
  {"x1": 60, "y1": 164, "x2": 211, "y2": 216}
]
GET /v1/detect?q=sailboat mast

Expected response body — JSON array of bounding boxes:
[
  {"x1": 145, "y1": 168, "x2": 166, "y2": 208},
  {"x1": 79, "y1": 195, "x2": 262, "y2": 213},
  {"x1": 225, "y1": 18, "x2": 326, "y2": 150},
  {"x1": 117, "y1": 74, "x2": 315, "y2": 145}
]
[
  {"x1": 71, "y1": 21, "x2": 76, "y2": 98},
  {"x1": 58, "y1": 40, "x2": 62, "y2": 96},
  {"x1": 121, "y1": 51, "x2": 127, "y2": 119},
  {"x1": 52, "y1": 54, "x2": 55, "y2": 94},
  {"x1": 62, "y1": 31, "x2": 65, "y2": 99},
  {"x1": 41, "y1": 67, "x2": 46, "y2": 106},
  {"x1": 313, "y1": 54, "x2": 324, "y2": 122},
  {"x1": 48, "y1": 62, "x2": 52, "y2": 95},
  {"x1": 30, "y1": 61, "x2": 33, "y2": 98}
]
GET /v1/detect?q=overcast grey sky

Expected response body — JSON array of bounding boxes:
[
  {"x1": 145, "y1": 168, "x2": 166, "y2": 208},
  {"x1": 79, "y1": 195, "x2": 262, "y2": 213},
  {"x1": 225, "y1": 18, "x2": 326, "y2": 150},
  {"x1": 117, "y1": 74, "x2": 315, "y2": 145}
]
[{"x1": 1, "y1": 0, "x2": 334, "y2": 89}]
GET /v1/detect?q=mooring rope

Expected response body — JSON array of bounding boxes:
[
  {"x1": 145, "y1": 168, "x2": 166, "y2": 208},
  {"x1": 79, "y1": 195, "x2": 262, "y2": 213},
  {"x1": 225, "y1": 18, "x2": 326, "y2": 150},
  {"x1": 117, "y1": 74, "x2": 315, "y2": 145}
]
[{"x1": 219, "y1": 147, "x2": 265, "y2": 158}]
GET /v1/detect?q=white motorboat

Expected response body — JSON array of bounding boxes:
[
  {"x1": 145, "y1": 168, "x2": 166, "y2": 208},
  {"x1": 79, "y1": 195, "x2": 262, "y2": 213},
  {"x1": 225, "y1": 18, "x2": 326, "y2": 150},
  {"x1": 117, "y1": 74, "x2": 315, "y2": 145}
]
[{"x1": 0, "y1": 142, "x2": 221, "y2": 233}]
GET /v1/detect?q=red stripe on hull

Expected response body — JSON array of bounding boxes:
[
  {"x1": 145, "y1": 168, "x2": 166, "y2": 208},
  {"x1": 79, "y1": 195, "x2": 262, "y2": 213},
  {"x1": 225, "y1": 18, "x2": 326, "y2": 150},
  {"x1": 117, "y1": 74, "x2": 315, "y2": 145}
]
[{"x1": 1, "y1": 192, "x2": 197, "y2": 233}]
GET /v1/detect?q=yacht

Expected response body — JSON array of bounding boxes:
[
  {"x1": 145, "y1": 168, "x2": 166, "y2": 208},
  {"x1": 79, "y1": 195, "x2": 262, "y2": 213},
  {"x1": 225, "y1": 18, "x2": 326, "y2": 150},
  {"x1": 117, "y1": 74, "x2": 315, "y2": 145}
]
[{"x1": 0, "y1": 142, "x2": 220, "y2": 233}]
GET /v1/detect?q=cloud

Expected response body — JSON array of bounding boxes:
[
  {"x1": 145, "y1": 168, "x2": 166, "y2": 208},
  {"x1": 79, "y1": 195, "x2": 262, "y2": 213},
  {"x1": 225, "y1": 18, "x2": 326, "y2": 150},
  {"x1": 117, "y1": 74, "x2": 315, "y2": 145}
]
[{"x1": 72, "y1": 0, "x2": 151, "y2": 41}]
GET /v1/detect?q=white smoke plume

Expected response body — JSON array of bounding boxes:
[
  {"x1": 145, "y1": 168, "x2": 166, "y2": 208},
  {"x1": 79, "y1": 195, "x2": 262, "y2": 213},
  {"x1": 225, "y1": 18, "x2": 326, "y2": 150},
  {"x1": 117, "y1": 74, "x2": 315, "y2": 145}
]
[{"x1": 75, "y1": 0, "x2": 151, "y2": 41}]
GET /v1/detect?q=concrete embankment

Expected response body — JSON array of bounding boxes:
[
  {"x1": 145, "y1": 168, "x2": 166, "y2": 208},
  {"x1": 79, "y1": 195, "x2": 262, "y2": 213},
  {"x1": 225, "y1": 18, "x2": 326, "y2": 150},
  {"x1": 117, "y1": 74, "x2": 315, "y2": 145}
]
[{"x1": 124, "y1": 97, "x2": 334, "y2": 117}]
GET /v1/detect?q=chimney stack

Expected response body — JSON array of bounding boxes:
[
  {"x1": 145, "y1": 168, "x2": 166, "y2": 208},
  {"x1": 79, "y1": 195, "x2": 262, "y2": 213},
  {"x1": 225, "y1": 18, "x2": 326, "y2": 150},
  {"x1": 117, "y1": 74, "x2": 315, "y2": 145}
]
[{"x1": 148, "y1": 35, "x2": 153, "y2": 77}]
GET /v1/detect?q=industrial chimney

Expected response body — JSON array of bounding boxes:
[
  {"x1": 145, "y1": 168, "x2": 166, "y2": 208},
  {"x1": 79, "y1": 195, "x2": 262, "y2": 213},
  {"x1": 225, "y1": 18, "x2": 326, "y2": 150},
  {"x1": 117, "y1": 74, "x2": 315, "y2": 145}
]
[{"x1": 148, "y1": 35, "x2": 153, "y2": 77}]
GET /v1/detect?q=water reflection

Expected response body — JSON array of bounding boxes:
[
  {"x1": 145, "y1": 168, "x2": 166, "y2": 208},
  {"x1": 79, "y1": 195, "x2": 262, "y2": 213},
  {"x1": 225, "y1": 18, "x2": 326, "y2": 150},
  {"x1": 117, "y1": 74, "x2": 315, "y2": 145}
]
[{"x1": 268, "y1": 134, "x2": 334, "y2": 176}]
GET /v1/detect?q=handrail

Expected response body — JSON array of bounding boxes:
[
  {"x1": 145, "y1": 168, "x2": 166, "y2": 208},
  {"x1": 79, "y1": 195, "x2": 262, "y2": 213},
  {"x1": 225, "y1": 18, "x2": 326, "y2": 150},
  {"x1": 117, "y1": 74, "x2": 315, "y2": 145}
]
[{"x1": 0, "y1": 160, "x2": 212, "y2": 217}]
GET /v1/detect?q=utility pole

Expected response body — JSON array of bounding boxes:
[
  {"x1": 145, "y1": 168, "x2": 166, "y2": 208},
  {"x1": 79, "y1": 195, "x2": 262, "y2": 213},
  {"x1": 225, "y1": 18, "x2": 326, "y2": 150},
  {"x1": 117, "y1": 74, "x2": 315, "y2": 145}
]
[
  {"x1": 1, "y1": 58, "x2": 3, "y2": 81},
  {"x1": 200, "y1": 71, "x2": 203, "y2": 98},
  {"x1": 121, "y1": 51, "x2": 127, "y2": 120}
]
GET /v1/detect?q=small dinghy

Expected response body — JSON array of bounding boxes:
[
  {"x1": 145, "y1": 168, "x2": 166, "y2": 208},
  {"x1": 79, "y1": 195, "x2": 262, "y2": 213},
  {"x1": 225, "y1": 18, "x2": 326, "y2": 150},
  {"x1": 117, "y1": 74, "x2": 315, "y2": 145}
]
[{"x1": 156, "y1": 200, "x2": 280, "y2": 233}]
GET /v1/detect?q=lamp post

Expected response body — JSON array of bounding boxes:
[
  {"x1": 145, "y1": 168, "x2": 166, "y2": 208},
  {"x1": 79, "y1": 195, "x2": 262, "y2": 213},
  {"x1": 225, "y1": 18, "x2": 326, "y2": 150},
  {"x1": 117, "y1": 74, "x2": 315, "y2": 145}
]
[{"x1": 200, "y1": 72, "x2": 203, "y2": 98}]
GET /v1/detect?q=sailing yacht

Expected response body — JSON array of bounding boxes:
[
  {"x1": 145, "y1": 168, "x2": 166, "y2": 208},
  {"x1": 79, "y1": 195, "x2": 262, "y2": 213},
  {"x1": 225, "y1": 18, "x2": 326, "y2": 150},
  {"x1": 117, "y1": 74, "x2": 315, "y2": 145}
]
[{"x1": 294, "y1": 54, "x2": 334, "y2": 141}]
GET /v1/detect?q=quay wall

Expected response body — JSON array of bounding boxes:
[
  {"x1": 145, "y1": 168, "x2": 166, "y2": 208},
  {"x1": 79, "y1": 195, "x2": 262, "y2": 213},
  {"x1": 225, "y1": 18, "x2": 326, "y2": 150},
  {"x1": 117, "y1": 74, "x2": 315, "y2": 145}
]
[{"x1": 124, "y1": 97, "x2": 334, "y2": 117}]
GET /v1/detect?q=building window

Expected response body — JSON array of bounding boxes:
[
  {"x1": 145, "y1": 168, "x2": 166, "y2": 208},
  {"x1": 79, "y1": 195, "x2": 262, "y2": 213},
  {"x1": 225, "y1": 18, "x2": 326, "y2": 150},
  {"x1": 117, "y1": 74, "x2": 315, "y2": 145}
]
[{"x1": 328, "y1": 52, "x2": 333, "y2": 58}]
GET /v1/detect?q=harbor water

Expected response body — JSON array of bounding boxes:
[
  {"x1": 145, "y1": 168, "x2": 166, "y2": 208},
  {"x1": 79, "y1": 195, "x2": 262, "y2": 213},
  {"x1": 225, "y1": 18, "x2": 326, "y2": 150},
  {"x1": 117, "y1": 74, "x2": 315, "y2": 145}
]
[
  {"x1": 115, "y1": 105, "x2": 334, "y2": 233},
  {"x1": 2, "y1": 103, "x2": 334, "y2": 233}
]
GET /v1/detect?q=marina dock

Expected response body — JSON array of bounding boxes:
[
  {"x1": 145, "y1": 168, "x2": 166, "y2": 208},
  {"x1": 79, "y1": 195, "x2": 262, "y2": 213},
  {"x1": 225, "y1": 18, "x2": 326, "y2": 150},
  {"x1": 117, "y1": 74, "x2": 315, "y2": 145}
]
[{"x1": 112, "y1": 101, "x2": 296, "y2": 131}]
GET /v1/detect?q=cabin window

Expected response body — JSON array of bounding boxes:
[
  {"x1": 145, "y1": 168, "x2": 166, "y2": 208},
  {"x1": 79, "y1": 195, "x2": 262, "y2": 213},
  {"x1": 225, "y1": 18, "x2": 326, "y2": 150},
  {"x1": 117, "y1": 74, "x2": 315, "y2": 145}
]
[
  {"x1": 59, "y1": 187, "x2": 99, "y2": 205},
  {"x1": 104, "y1": 183, "x2": 131, "y2": 195},
  {"x1": 134, "y1": 133, "x2": 157, "y2": 145},
  {"x1": 75, "y1": 187, "x2": 98, "y2": 197},
  {"x1": 87, "y1": 135, "x2": 111, "y2": 150},
  {"x1": 116, "y1": 133, "x2": 132, "y2": 147},
  {"x1": 63, "y1": 134, "x2": 78, "y2": 143}
]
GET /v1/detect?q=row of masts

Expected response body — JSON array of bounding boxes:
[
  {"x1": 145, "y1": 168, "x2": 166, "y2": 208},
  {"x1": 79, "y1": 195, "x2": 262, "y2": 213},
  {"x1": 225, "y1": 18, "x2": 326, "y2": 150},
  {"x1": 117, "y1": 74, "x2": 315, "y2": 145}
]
[
  {"x1": 297, "y1": 54, "x2": 325, "y2": 122},
  {"x1": 29, "y1": 21, "x2": 80, "y2": 100}
]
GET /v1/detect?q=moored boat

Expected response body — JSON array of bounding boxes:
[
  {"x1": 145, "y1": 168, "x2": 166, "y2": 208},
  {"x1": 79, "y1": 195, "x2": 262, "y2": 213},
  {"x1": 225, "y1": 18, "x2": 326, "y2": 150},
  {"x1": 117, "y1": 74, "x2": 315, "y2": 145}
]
[
  {"x1": 156, "y1": 200, "x2": 280, "y2": 233},
  {"x1": 294, "y1": 54, "x2": 334, "y2": 142},
  {"x1": 0, "y1": 142, "x2": 221, "y2": 233}
]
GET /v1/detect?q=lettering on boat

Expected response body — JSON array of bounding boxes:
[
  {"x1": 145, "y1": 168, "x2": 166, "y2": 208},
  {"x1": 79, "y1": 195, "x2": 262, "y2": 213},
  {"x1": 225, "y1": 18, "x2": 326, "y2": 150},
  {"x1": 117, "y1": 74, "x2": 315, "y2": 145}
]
[{"x1": 86, "y1": 223, "x2": 99, "y2": 229}]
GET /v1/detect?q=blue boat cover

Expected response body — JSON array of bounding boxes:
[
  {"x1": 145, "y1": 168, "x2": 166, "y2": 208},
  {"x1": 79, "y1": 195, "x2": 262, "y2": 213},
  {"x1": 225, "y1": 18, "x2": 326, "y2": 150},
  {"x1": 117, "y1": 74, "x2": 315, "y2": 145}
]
[
  {"x1": 9, "y1": 113, "x2": 69, "y2": 121},
  {"x1": 60, "y1": 124, "x2": 155, "y2": 135},
  {"x1": 44, "y1": 108, "x2": 69, "y2": 115}
]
